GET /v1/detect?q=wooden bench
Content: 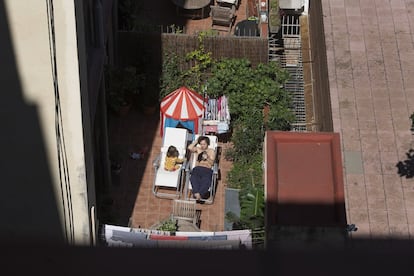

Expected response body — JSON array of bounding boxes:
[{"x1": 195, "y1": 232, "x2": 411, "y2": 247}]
[{"x1": 209, "y1": 5, "x2": 236, "y2": 33}]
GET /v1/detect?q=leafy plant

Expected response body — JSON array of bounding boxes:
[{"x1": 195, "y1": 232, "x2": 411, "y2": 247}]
[
  {"x1": 183, "y1": 32, "x2": 213, "y2": 91},
  {"x1": 160, "y1": 33, "x2": 214, "y2": 98},
  {"x1": 197, "y1": 29, "x2": 220, "y2": 37},
  {"x1": 268, "y1": 0, "x2": 280, "y2": 33},
  {"x1": 231, "y1": 113, "x2": 265, "y2": 158},
  {"x1": 269, "y1": 0, "x2": 279, "y2": 10},
  {"x1": 207, "y1": 58, "x2": 294, "y2": 126},
  {"x1": 227, "y1": 153, "x2": 263, "y2": 189},
  {"x1": 239, "y1": 186, "x2": 265, "y2": 229},
  {"x1": 168, "y1": 24, "x2": 184, "y2": 34},
  {"x1": 160, "y1": 52, "x2": 184, "y2": 99},
  {"x1": 157, "y1": 219, "x2": 178, "y2": 232},
  {"x1": 226, "y1": 152, "x2": 265, "y2": 234},
  {"x1": 225, "y1": 165, "x2": 265, "y2": 231}
]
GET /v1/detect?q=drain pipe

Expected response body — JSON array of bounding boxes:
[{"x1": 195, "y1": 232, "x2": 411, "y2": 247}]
[{"x1": 90, "y1": 206, "x2": 96, "y2": 246}]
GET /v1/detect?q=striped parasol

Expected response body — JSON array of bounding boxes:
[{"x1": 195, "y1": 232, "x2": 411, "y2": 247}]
[{"x1": 160, "y1": 86, "x2": 204, "y2": 120}]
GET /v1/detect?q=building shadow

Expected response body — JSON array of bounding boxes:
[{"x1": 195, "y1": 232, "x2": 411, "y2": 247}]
[
  {"x1": 105, "y1": 108, "x2": 160, "y2": 225},
  {"x1": 4, "y1": 202, "x2": 414, "y2": 276}
]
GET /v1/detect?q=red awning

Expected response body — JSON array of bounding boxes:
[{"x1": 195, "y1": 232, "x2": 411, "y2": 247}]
[{"x1": 160, "y1": 86, "x2": 204, "y2": 120}]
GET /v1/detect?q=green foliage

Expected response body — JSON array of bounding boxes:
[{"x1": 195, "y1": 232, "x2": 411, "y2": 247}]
[
  {"x1": 207, "y1": 58, "x2": 294, "y2": 125},
  {"x1": 269, "y1": 12, "x2": 281, "y2": 32},
  {"x1": 227, "y1": 153, "x2": 263, "y2": 189},
  {"x1": 160, "y1": 52, "x2": 184, "y2": 99},
  {"x1": 268, "y1": 0, "x2": 280, "y2": 32},
  {"x1": 157, "y1": 219, "x2": 178, "y2": 232},
  {"x1": 239, "y1": 185, "x2": 265, "y2": 228},
  {"x1": 168, "y1": 24, "x2": 184, "y2": 34},
  {"x1": 206, "y1": 59, "x2": 293, "y2": 238},
  {"x1": 231, "y1": 114, "x2": 265, "y2": 159},
  {"x1": 226, "y1": 152, "x2": 265, "y2": 232},
  {"x1": 266, "y1": 102, "x2": 295, "y2": 130},
  {"x1": 206, "y1": 58, "x2": 251, "y2": 99},
  {"x1": 198, "y1": 29, "x2": 220, "y2": 37},
  {"x1": 160, "y1": 33, "x2": 214, "y2": 97},
  {"x1": 269, "y1": 0, "x2": 279, "y2": 11},
  {"x1": 225, "y1": 172, "x2": 265, "y2": 231},
  {"x1": 183, "y1": 32, "x2": 213, "y2": 91}
]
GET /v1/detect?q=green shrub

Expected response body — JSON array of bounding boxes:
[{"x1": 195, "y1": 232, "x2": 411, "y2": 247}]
[
  {"x1": 269, "y1": 11, "x2": 281, "y2": 32},
  {"x1": 159, "y1": 52, "x2": 184, "y2": 99},
  {"x1": 157, "y1": 219, "x2": 178, "y2": 232},
  {"x1": 269, "y1": 0, "x2": 279, "y2": 10},
  {"x1": 268, "y1": 0, "x2": 280, "y2": 33},
  {"x1": 227, "y1": 153, "x2": 263, "y2": 190}
]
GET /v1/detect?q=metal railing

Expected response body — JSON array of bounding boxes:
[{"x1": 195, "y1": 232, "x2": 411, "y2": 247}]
[{"x1": 268, "y1": 12, "x2": 306, "y2": 132}]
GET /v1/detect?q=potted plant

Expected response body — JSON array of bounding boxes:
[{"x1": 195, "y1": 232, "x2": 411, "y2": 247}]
[
  {"x1": 105, "y1": 65, "x2": 144, "y2": 116},
  {"x1": 156, "y1": 219, "x2": 178, "y2": 233},
  {"x1": 268, "y1": 0, "x2": 280, "y2": 34}
]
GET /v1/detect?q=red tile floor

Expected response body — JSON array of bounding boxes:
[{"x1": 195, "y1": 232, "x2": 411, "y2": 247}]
[{"x1": 107, "y1": 108, "x2": 233, "y2": 231}]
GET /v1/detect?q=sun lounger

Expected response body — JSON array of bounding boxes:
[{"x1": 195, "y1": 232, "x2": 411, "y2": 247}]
[
  {"x1": 152, "y1": 127, "x2": 189, "y2": 199},
  {"x1": 184, "y1": 134, "x2": 219, "y2": 204}
]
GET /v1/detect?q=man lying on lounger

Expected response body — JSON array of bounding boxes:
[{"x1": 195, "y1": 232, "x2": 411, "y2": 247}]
[{"x1": 187, "y1": 136, "x2": 216, "y2": 201}]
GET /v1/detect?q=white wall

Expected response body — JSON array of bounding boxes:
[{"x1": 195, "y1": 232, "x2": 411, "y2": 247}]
[{"x1": 4, "y1": 0, "x2": 94, "y2": 245}]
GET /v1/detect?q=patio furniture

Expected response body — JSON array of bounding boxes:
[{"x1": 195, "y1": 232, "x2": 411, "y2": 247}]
[
  {"x1": 184, "y1": 134, "x2": 219, "y2": 204},
  {"x1": 216, "y1": 0, "x2": 239, "y2": 8},
  {"x1": 152, "y1": 127, "x2": 189, "y2": 199},
  {"x1": 209, "y1": 4, "x2": 236, "y2": 33},
  {"x1": 171, "y1": 199, "x2": 199, "y2": 227},
  {"x1": 171, "y1": 0, "x2": 211, "y2": 19}
]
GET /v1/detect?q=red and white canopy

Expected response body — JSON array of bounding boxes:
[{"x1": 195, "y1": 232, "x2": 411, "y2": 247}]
[
  {"x1": 160, "y1": 86, "x2": 204, "y2": 120},
  {"x1": 160, "y1": 86, "x2": 205, "y2": 137}
]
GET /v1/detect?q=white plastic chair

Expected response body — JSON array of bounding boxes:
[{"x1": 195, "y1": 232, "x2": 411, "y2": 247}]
[{"x1": 152, "y1": 127, "x2": 189, "y2": 199}]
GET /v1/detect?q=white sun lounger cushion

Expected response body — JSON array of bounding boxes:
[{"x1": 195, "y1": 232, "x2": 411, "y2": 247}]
[{"x1": 154, "y1": 127, "x2": 188, "y2": 189}]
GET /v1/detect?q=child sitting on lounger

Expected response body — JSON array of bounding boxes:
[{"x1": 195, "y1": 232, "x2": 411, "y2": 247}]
[{"x1": 164, "y1": 145, "x2": 185, "y2": 171}]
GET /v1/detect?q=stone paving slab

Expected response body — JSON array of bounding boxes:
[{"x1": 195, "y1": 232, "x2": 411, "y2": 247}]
[{"x1": 322, "y1": 0, "x2": 414, "y2": 239}]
